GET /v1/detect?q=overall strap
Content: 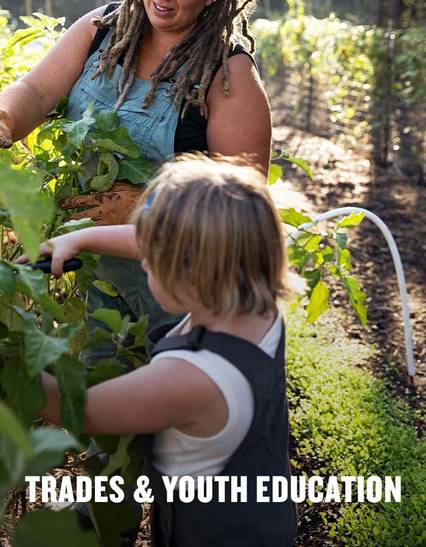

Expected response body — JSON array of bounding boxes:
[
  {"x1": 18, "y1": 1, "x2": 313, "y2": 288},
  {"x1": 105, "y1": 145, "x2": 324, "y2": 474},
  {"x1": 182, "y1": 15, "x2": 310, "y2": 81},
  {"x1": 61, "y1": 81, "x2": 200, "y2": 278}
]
[
  {"x1": 87, "y1": 2, "x2": 121, "y2": 58},
  {"x1": 150, "y1": 322, "x2": 285, "y2": 371}
]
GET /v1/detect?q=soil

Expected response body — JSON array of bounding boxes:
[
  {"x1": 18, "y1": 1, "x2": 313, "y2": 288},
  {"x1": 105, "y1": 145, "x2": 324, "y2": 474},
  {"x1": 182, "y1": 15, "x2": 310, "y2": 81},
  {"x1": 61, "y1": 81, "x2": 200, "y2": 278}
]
[{"x1": 270, "y1": 119, "x2": 425, "y2": 546}]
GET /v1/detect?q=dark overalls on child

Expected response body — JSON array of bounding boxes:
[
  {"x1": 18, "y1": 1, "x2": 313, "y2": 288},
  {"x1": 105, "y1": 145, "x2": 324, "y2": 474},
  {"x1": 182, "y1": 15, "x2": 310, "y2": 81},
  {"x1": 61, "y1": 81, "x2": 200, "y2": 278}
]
[{"x1": 138, "y1": 319, "x2": 298, "y2": 547}]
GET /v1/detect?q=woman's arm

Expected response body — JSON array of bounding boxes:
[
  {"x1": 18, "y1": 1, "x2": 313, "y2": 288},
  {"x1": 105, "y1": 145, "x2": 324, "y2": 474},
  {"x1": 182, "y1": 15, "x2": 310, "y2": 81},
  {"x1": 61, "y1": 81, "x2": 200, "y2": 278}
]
[
  {"x1": 206, "y1": 54, "x2": 272, "y2": 177},
  {"x1": 0, "y1": 5, "x2": 106, "y2": 142},
  {"x1": 15, "y1": 225, "x2": 142, "y2": 275}
]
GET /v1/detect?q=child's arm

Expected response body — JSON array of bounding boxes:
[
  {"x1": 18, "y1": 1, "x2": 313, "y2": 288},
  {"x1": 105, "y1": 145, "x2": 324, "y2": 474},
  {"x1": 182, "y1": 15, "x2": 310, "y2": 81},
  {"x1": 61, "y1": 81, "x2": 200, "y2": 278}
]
[
  {"x1": 40, "y1": 356, "x2": 224, "y2": 436},
  {"x1": 16, "y1": 225, "x2": 142, "y2": 275}
]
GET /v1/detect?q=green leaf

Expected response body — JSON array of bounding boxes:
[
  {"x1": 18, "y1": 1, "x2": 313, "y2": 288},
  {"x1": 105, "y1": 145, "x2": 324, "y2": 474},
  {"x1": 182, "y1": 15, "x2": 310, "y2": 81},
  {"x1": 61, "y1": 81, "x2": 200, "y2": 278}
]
[
  {"x1": 54, "y1": 355, "x2": 87, "y2": 436},
  {"x1": 102, "y1": 434, "x2": 133, "y2": 476},
  {"x1": 91, "y1": 308, "x2": 123, "y2": 334},
  {"x1": 38, "y1": 294, "x2": 66, "y2": 322},
  {"x1": 63, "y1": 115, "x2": 96, "y2": 149},
  {"x1": 23, "y1": 324, "x2": 69, "y2": 377},
  {"x1": 12, "y1": 509, "x2": 98, "y2": 547},
  {"x1": 335, "y1": 232, "x2": 348, "y2": 249},
  {"x1": 304, "y1": 234, "x2": 322, "y2": 252},
  {"x1": 338, "y1": 248, "x2": 352, "y2": 271},
  {"x1": 0, "y1": 260, "x2": 16, "y2": 297},
  {"x1": 47, "y1": 96, "x2": 69, "y2": 119},
  {"x1": 336, "y1": 211, "x2": 365, "y2": 228},
  {"x1": 84, "y1": 327, "x2": 113, "y2": 349},
  {"x1": 95, "y1": 111, "x2": 120, "y2": 132},
  {"x1": 0, "y1": 400, "x2": 32, "y2": 460},
  {"x1": 343, "y1": 276, "x2": 368, "y2": 325},
  {"x1": 93, "y1": 280, "x2": 119, "y2": 297},
  {"x1": 0, "y1": 163, "x2": 54, "y2": 262},
  {"x1": 128, "y1": 315, "x2": 149, "y2": 338},
  {"x1": 26, "y1": 428, "x2": 82, "y2": 477},
  {"x1": 88, "y1": 358, "x2": 126, "y2": 387},
  {"x1": 268, "y1": 163, "x2": 283, "y2": 185},
  {"x1": 118, "y1": 156, "x2": 155, "y2": 185},
  {"x1": 75, "y1": 252, "x2": 98, "y2": 293},
  {"x1": 285, "y1": 156, "x2": 314, "y2": 179},
  {"x1": 55, "y1": 218, "x2": 95, "y2": 234},
  {"x1": 92, "y1": 127, "x2": 140, "y2": 158},
  {"x1": 306, "y1": 280, "x2": 329, "y2": 323},
  {"x1": 14, "y1": 264, "x2": 46, "y2": 300},
  {"x1": 280, "y1": 207, "x2": 313, "y2": 228},
  {"x1": 90, "y1": 153, "x2": 119, "y2": 192},
  {"x1": 0, "y1": 357, "x2": 46, "y2": 428}
]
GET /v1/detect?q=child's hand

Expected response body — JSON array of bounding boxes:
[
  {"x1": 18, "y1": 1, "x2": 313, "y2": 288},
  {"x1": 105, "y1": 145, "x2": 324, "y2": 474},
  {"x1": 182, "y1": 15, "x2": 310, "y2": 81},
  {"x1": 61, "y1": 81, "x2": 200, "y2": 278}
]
[{"x1": 14, "y1": 233, "x2": 82, "y2": 277}]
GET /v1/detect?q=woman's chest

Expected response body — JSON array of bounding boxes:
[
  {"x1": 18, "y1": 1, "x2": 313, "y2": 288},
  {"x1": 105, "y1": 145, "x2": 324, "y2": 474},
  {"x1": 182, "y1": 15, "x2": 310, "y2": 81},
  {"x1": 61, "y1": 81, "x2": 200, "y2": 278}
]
[{"x1": 66, "y1": 50, "x2": 180, "y2": 162}]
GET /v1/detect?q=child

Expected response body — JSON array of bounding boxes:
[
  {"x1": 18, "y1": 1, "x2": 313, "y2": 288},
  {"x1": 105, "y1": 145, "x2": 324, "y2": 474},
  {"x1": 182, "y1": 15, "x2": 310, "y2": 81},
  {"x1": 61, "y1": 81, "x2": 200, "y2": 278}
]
[{"x1": 30, "y1": 156, "x2": 297, "y2": 546}]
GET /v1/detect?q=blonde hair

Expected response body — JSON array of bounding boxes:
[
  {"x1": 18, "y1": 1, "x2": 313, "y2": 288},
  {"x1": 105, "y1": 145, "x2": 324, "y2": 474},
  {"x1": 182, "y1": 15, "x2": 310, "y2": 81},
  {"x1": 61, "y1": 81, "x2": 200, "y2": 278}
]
[{"x1": 133, "y1": 155, "x2": 287, "y2": 316}]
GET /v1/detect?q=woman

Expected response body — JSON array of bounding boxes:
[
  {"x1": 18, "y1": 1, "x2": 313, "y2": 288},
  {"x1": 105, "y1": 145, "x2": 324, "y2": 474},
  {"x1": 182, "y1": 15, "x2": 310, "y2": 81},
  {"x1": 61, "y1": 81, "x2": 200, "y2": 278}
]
[{"x1": 0, "y1": 0, "x2": 272, "y2": 361}]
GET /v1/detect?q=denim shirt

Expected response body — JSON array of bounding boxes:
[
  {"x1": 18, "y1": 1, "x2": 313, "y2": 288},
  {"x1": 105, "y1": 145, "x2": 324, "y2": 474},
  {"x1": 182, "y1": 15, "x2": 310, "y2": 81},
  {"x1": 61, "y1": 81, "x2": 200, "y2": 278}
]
[{"x1": 66, "y1": 31, "x2": 183, "y2": 364}]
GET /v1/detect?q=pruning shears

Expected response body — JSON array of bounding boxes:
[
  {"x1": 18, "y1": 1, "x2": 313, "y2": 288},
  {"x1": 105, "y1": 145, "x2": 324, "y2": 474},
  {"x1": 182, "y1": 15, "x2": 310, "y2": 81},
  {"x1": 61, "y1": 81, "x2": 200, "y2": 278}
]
[{"x1": 29, "y1": 257, "x2": 83, "y2": 274}]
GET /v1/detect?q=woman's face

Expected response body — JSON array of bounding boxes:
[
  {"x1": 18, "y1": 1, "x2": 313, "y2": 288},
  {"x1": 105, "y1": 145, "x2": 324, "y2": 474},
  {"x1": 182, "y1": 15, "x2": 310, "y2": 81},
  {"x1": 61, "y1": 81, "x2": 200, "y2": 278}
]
[{"x1": 143, "y1": 0, "x2": 214, "y2": 34}]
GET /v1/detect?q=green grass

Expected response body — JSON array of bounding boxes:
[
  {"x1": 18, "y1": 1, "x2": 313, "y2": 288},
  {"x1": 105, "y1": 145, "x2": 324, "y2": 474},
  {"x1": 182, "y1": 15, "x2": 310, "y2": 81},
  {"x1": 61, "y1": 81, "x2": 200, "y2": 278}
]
[{"x1": 284, "y1": 302, "x2": 426, "y2": 546}]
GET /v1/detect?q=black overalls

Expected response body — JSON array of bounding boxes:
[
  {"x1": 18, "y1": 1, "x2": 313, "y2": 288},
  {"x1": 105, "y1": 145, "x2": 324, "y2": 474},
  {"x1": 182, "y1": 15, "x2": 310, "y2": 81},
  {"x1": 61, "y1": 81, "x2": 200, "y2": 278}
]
[{"x1": 138, "y1": 321, "x2": 298, "y2": 547}]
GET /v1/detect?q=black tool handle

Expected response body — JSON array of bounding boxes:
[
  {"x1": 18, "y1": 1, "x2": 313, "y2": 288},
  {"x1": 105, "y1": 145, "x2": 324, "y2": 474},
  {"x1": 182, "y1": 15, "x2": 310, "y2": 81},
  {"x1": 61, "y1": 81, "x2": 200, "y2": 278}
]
[{"x1": 30, "y1": 257, "x2": 83, "y2": 274}]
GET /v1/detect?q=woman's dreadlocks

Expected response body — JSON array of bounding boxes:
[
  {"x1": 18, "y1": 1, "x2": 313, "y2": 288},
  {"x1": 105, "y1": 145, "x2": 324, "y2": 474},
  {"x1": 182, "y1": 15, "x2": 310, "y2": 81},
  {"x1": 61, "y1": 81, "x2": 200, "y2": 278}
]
[{"x1": 92, "y1": 0, "x2": 257, "y2": 114}]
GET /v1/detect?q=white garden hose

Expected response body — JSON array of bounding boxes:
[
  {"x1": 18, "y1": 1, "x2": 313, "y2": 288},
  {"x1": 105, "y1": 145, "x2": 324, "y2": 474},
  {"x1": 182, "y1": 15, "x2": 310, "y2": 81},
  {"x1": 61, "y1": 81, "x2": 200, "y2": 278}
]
[{"x1": 287, "y1": 207, "x2": 416, "y2": 380}]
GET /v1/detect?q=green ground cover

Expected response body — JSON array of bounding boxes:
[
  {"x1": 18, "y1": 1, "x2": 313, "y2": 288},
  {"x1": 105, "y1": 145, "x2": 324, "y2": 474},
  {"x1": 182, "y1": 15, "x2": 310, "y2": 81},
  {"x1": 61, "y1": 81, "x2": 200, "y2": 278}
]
[{"x1": 285, "y1": 303, "x2": 426, "y2": 546}]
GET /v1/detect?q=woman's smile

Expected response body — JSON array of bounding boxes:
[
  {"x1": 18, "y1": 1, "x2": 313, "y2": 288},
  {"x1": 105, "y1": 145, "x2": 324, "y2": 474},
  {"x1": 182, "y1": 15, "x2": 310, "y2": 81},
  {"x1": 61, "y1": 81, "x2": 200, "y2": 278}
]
[{"x1": 152, "y1": 1, "x2": 175, "y2": 16}]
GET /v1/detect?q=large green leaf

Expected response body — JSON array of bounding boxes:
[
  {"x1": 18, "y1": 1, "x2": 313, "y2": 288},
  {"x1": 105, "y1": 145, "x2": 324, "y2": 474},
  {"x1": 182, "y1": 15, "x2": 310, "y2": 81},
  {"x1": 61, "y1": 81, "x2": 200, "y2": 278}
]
[
  {"x1": 0, "y1": 260, "x2": 16, "y2": 297},
  {"x1": 118, "y1": 156, "x2": 155, "y2": 185},
  {"x1": 63, "y1": 106, "x2": 96, "y2": 149},
  {"x1": 91, "y1": 308, "x2": 123, "y2": 334},
  {"x1": 306, "y1": 280, "x2": 329, "y2": 323},
  {"x1": 75, "y1": 252, "x2": 99, "y2": 293},
  {"x1": 284, "y1": 156, "x2": 314, "y2": 179},
  {"x1": 23, "y1": 324, "x2": 69, "y2": 377},
  {"x1": 25, "y1": 428, "x2": 81, "y2": 477},
  {"x1": 92, "y1": 127, "x2": 140, "y2": 158},
  {"x1": 336, "y1": 211, "x2": 366, "y2": 228},
  {"x1": 0, "y1": 356, "x2": 46, "y2": 428},
  {"x1": 280, "y1": 207, "x2": 313, "y2": 228},
  {"x1": 95, "y1": 111, "x2": 120, "y2": 132},
  {"x1": 13, "y1": 263, "x2": 47, "y2": 300},
  {"x1": 88, "y1": 358, "x2": 126, "y2": 388},
  {"x1": 268, "y1": 163, "x2": 283, "y2": 185},
  {"x1": 343, "y1": 276, "x2": 368, "y2": 326},
  {"x1": 90, "y1": 152, "x2": 119, "y2": 192},
  {"x1": 0, "y1": 400, "x2": 32, "y2": 460},
  {"x1": 12, "y1": 509, "x2": 98, "y2": 547},
  {"x1": 0, "y1": 162, "x2": 54, "y2": 262},
  {"x1": 54, "y1": 355, "x2": 87, "y2": 436}
]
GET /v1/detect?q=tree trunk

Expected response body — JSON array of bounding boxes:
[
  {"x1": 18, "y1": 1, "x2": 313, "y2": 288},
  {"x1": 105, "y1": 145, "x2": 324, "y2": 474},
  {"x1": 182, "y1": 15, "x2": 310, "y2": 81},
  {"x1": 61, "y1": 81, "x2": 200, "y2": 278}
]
[
  {"x1": 45, "y1": 0, "x2": 53, "y2": 16},
  {"x1": 25, "y1": 0, "x2": 33, "y2": 16},
  {"x1": 372, "y1": 0, "x2": 384, "y2": 26},
  {"x1": 389, "y1": 0, "x2": 405, "y2": 26}
]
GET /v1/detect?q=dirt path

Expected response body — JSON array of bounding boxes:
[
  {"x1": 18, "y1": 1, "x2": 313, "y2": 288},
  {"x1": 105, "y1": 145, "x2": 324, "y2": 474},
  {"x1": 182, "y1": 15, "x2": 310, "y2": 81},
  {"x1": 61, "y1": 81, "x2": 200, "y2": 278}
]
[{"x1": 270, "y1": 124, "x2": 426, "y2": 424}]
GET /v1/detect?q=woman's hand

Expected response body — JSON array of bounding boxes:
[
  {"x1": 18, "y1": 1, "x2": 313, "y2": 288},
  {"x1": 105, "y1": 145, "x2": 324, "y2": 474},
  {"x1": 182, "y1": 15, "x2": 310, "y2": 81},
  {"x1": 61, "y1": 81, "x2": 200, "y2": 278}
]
[
  {"x1": 60, "y1": 181, "x2": 145, "y2": 226},
  {"x1": 15, "y1": 233, "x2": 82, "y2": 277}
]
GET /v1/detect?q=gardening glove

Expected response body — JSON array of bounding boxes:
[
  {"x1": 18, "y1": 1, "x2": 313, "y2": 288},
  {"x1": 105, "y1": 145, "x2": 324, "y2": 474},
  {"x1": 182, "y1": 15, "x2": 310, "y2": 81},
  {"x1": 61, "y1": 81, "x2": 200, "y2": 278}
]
[
  {"x1": 0, "y1": 110, "x2": 14, "y2": 148},
  {"x1": 60, "y1": 181, "x2": 146, "y2": 226}
]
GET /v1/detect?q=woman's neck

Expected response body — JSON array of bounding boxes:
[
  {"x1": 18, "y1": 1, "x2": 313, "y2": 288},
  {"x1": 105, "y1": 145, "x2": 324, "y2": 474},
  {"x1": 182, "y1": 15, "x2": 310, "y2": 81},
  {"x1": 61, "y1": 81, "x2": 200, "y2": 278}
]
[{"x1": 144, "y1": 24, "x2": 194, "y2": 54}]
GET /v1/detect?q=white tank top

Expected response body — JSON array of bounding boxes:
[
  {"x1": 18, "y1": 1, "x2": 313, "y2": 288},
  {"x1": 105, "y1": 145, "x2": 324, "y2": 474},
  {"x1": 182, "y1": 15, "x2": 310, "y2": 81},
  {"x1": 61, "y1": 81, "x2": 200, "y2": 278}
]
[{"x1": 150, "y1": 309, "x2": 283, "y2": 477}]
